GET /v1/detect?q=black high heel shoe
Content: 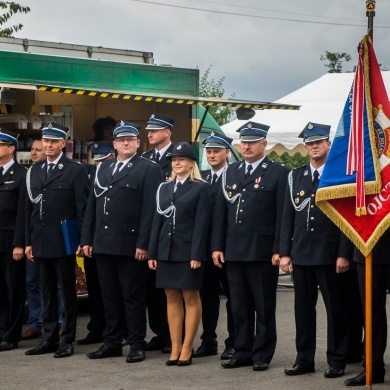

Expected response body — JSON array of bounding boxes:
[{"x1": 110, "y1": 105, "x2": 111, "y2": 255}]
[
  {"x1": 165, "y1": 359, "x2": 179, "y2": 366},
  {"x1": 177, "y1": 349, "x2": 194, "y2": 366}
]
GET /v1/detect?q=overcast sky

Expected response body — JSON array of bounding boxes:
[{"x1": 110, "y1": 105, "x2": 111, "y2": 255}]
[{"x1": 12, "y1": 0, "x2": 390, "y2": 103}]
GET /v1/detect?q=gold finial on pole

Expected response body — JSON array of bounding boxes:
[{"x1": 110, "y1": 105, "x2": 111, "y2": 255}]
[{"x1": 366, "y1": 0, "x2": 376, "y2": 40}]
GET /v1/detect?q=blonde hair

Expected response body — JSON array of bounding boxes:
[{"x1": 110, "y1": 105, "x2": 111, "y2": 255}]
[{"x1": 170, "y1": 159, "x2": 205, "y2": 182}]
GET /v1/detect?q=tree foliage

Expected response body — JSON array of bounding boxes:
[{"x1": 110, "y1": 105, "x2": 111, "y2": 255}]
[
  {"x1": 199, "y1": 65, "x2": 234, "y2": 126},
  {"x1": 320, "y1": 51, "x2": 352, "y2": 73},
  {"x1": 0, "y1": 2, "x2": 30, "y2": 37},
  {"x1": 268, "y1": 151, "x2": 309, "y2": 170}
]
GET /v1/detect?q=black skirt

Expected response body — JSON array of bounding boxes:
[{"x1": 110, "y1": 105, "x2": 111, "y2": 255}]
[{"x1": 156, "y1": 260, "x2": 204, "y2": 289}]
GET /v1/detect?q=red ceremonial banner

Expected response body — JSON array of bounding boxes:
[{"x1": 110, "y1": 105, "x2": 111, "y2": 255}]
[{"x1": 316, "y1": 35, "x2": 390, "y2": 256}]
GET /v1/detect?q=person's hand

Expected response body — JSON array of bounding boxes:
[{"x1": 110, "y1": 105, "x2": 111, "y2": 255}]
[
  {"x1": 135, "y1": 248, "x2": 148, "y2": 261},
  {"x1": 83, "y1": 245, "x2": 93, "y2": 258},
  {"x1": 13, "y1": 247, "x2": 25, "y2": 261},
  {"x1": 336, "y1": 257, "x2": 349, "y2": 274},
  {"x1": 76, "y1": 246, "x2": 84, "y2": 257},
  {"x1": 212, "y1": 251, "x2": 224, "y2": 269},
  {"x1": 25, "y1": 246, "x2": 34, "y2": 262},
  {"x1": 148, "y1": 260, "x2": 157, "y2": 270},
  {"x1": 272, "y1": 253, "x2": 281, "y2": 266},
  {"x1": 190, "y1": 260, "x2": 201, "y2": 269},
  {"x1": 280, "y1": 256, "x2": 293, "y2": 273}
]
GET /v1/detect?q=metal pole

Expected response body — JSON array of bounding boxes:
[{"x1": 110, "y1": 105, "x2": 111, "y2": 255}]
[
  {"x1": 366, "y1": 0, "x2": 375, "y2": 40},
  {"x1": 365, "y1": 252, "x2": 373, "y2": 389}
]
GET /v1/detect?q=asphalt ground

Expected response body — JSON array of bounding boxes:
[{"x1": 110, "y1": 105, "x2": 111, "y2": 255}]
[{"x1": 2, "y1": 275, "x2": 389, "y2": 390}]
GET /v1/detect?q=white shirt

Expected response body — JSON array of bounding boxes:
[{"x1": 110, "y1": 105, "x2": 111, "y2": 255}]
[
  {"x1": 1, "y1": 159, "x2": 15, "y2": 174},
  {"x1": 46, "y1": 152, "x2": 63, "y2": 171},
  {"x1": 155, "y1": 142, "x2": 172, "y2": 160}
]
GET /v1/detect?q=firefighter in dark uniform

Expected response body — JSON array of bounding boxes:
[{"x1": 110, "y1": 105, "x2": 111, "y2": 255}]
[
  {"x1": 77, "y1": 141, "x2": 116, "y2": 346},
  {"x1": 0, "y1": 129, "x2": 26, "y2": 352},
  {"x1": 344, "y1": 231, "x2": 390, "y2": 386},
  {"x1": 193, "y1": 132, "x2": 235, "y2": 360},
  {"x1": 280, "y1": 123, "x2": 352, "y2": 378},
  {"x1": 81, "y1": 121, "x2": 163, "y2": 363},
  {"x1": 142, "y1": 113, "x2": 174, "y2": 353},
  {"x1": 25, "y1": 122, "x2": 90, "y2": 358},
  {"x1": 212, "y1": 122, "x2": 289, "y2": 371}
]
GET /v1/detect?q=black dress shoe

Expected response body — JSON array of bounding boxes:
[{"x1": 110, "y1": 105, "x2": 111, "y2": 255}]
[
  {"x1": 126, "y1": 348, "x2": 145, "y2": 363},
  {"x1": 253, "y1": 361, "x2": 268, "y2": 371},
  {"x1": 87, "y1": 344, "x2": 122, "y2": 359},
  {"x1": 193, "y1": 345, "x2": 218, "y2": 358},
  {"x1": 121, "y1": 338, "x2": 130, "y2": 347},
  {"x1": 76, "y1": 332, "x2": 103, "y2": 345},
  {"x1": 324, "y1": 366, "x2": 345, "y2": 378},
  {"x1": 0, "y1": 341, "x2": 18, "y2": 351},
  {"x1": 284, "y1": 363, "x2": 315, "y2": 376},
  {"x1": 221, "y1": 358, "x2": 252, "y2": 369},
  {"x1": 25, "y1": 341, "x2": 60, "y2": 356},
  {"x1": 344, "y1": 371, "x2": 384, "y2": 386},
  {"x1": 221, "y1": 347, "x2": 235, "y2": 360},
  {"x1": 54, "y1": 343, "x2": 74, "y2": 358},
  {"x1": 177, "y1": 356, "x2": 192, "y2": 366},
  {"x1": 145, "y1": 337, "x2": 164, "y2": 351},
  {"x1": 162, "y1": 345, "x2": 172, "y2": 354},
  {"x1": 165, "y1": 359, "x2": 179, "y2": 366}
]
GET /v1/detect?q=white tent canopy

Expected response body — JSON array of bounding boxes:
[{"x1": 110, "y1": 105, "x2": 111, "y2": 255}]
[{"x1": 222, "y1": 72, "x2": 390, "y2": 155}]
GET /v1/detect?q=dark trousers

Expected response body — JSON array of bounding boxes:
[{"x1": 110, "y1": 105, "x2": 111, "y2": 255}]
[
  {"x1": 340, "y1": 268, "x2": 364, "y2": 361},
  {"x1": 227, "y1": 261, "x2": 278, "y2": 363},
  {"x1": 0, "y1": 252, "x2": 26, "y2": 343},
  {"x1": 356, "y1": 262, "x2": 390, "y2": 375},
  {"x1": 36, "y1": 255, "x2": 77, "y2": 344},
  {"x1": 84, "y1": 256, "x2": 105, "y2": 336},
  {"x1": 293, "y1": 264, "x2": 349, "y2": 368},
  {"x1": 200, "y1": 260, "x2": 234, "y2": 348},
  {"x1": 95, "y1": 254, "x2": 147, "y2": 349},
  {"x1": 146, "y1": 268, "x2": 170, "y2": 345}
]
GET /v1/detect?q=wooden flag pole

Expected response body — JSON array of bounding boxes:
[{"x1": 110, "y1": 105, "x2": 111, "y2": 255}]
[
  {"x1": 365, "y1": 252, "x2": 373, "y2": 389},
  {"x1": 365, "y1": 2, "x2": 375, "y2": 388}
]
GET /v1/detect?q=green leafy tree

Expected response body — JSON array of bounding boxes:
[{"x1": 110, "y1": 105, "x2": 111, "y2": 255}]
[
  {"x1": 199, "y1": 65, "x2": 234, "y2": 126},
  {"x1": 0, "y1": 2, "x2": 30, "y2": 37},
  {"x1": 320, "y1": 51, "x2": 352, "y2": 73},
  {"x1": 268, "y1": 151, "x2": 309, "y2": 169}
]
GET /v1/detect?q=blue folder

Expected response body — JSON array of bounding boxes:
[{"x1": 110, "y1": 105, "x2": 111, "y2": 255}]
[{"x1": 61, "y1": 219, "x2": 80, "y2": 255}]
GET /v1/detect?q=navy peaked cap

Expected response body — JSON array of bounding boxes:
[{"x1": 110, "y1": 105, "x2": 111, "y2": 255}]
[
  {"x1": 237, "y1": 121, "x2": 270, "y2": 141},
  {"x1": 146, "y1": 113, "x2": 174, "y2": 131},
  {"x1": 112, "y1": 120, "x2": 140, "y2": 138},
  {"x1": 203, "y1": 131, "x2": 233, "y2": 148},
  {"x1": 0, "y1": 128, "x2": 19, "y2": 146},
  {"x1": 91, "y1": 141, "x2": 115, "y2": 161},
  {"x1": 42, "y1": 122, "x2": 69, "y2": 140},
  {"x1": 299, "y1": 122, "x2": 331, "y2": 143}
]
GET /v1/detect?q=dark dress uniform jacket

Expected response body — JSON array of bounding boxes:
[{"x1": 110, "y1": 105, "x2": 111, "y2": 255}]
[
  {"x1": 26, "y1": 155, "x2": 89, "y2": 258},
  {"x1": 81, "y1": 155, "x2": 163, "y2": 255},
  {"x1": 211, "y1": 157, "x2": 288, "y2": 261},
  {"x1": 279, "y1": 165, "x2": 352, "y2": 263},
  {"x1": 0, "y1": 161, "x2": 26, "y2": 250},
  {"x1": 142, "y1": 143, "x2": 174, "y2": 181},
  {"x1": 148, "y1": 179, "x2": 212, "y2": 262}
]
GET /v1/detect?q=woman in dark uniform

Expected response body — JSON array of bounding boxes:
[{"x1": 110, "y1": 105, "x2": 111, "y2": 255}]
[{"x1": 148, "y1": 142, "x2": 212, "y2": 366}]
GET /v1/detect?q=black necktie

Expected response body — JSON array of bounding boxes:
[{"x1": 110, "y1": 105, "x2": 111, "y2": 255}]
[
  {"x1": 112, "y1": 162, "x2": 124, "y2": 180},
  {"x1": 211, "y1": 173, "x2": 218, "y2": 185},
  {"x1": 0, "y1": 166, "x2": 3, "y2": 177},
  {"x1": 313, "y1": 170, "x2": 319, "y2": 191},
  {"x1": 175, "y1": 181, "x2": 182, "y2": 192},
  {"x1": 155, "y1": 152, "x2": 160, "y2": 162},
  {"x1": 47, "y1": 163, "x2": 55, "y2": 179},
  {"x1": 245, "y1": 164, "x2": 253, "y2": 179}
]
